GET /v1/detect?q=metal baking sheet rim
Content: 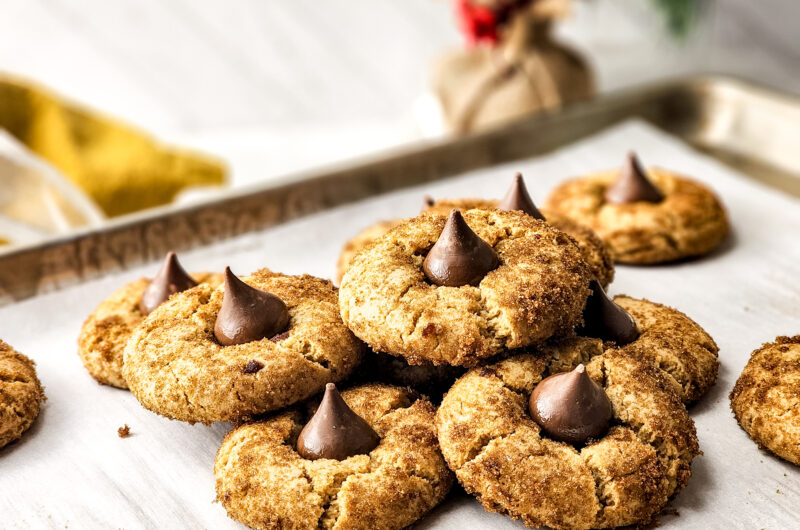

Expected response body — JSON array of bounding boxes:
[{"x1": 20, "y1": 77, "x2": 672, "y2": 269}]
[{"x1": 0, "y1": 74, "x2": 798, "y2": 304}]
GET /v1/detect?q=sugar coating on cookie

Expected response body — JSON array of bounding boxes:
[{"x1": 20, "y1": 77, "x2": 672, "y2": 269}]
[
  {"x1": 545, "y1": 168, "x2": 729, "y2": 264},
  {"x1": 425, "y1": 198, "x2": 615, "y2": 287},
  {"x1": 78, "y1": 273, "x2": 221, "y2": 389},
  {"x1": 436, "y1": 351, "x2": 699, "y2": 529},
  {"x1": 730, "y1": 335, "x2": 800, "y2": 466},
  {"x1": 215, "y1": 384, "x2": 453, "y2": 529},
  {"x1": 0, "y1": 340, "x2": 45, "y2": 449},
  {"x1": 540, "y1": 296, "x2": 719, "y2": 404},
  {"x1": 123, "y1": 270, "x2": 364, "y2": 424},
  {"x1": 339, "y1": 209, "x2": 592, "y2": 366}
]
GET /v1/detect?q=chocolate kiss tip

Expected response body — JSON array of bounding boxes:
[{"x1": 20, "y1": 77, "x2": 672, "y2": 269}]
[
  {"x1": 603, "y1": 151, "x2": 664, "y2": 204},
  {"x1": 139, "y1": 251, "x2": 197, "y2": 315},
  {"x1": 528, "y1": 362, "x2": 613, "y2": 444},
  {"x1": 422, "y1": 209, "x2": 500, "y2": 287},
  {"x1": 296, "y1": 383, "x2": 380, "y2": 461},
  {"x1": 497, "y1": 173, "x2": 545, "y2": 220},
  {"x1": 579, "y1": 280, "x2": 639, "y2": 346},
  {"x1": 213, "y1": 267, "x2": 289, "y2": 346}
]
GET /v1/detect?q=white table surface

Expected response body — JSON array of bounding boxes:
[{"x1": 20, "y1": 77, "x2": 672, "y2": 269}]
[{"x1": 1, "y1": 120, "x2": 798, "y2": 529}]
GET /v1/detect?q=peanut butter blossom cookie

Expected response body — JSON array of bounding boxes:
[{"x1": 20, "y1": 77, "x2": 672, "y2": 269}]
[
  {"x1": 540, "y1": 281, "x2": 719, "y2": 404},
  {"x1": 77, "y1": 252, "x2": 221, "y2": 388},
  {"x1": 0, "y1": 340, "x2": 45, "y2": 449},
  {"x1": 436, "y1": 351, "x2": 699, "y2": 529},
  {"x1": 335, "y1": 174, "x2": 614, "y2": 288},
  {"x1": 339, "y1": 208, "x2": 592, "y2": 366},
  {"x1": 545, "y1": 152, "x2": 729, "y2": 264},
  {"x1": 730, "y1": 336, "x2": 800, "y2": 466},
  {"x1": 215, "y1": 383, "x2": 453, "y2": 529},
  {"x1": 124, "y1": 268, "x2": 363, "y2": 424}
]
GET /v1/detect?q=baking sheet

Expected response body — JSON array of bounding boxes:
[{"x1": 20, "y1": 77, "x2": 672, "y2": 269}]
[{"x1": 1, "y1": 120, "x2": 799, "y2": 529}]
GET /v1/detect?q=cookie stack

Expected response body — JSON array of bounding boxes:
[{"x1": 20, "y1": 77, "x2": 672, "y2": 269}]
[{"x1": 71, "y1": 153, "x2": 761, "y2": 529}]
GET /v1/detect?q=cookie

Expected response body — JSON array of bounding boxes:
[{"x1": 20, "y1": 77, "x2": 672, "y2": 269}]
[
  {"x1": 78, "y1": 252, "x2": 221, "y2": 389},
  {"x1": 541, "y1": 295, "x2": 719, "y2": 404},
  {"x1": 336, "y1": 219, "x2": 404, "y2": 285},
  {"x1": 339, "y1": 208, "x2": 592, "y2": 366},
  {"x1": 436, "y1": 350, "x2": 699, "y2": 529},
  {"x1": 215, "y1": 383, "x2": 453, "y2": 529},
  {"x1": 545, "y1": 153, "x2": 729, "y2": 264},
  {"x1": 124, "y1": 269, "x2": 364, "y2": 424},
  {"x1": 730, "y1": 335, "x2": 800, "y2": 466},
  {"x1": 425, "y1": 197, "x2": 614, "y2": 288},
  {"x1": 0, "y1": 340, "x2": 45, "y2": 449}
]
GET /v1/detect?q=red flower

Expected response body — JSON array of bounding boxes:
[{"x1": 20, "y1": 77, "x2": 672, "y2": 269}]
[{"x1": 455, "y1": 0, "x2": 500, "y2": 45}]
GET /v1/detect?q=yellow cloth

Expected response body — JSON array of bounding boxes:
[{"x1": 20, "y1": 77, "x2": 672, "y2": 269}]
[{"x1": 0, "y1": 77, "x2": 226, "y2": 216}]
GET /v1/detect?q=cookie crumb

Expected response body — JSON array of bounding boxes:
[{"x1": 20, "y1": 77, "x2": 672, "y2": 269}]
[
  {"x1": 242, "y1": 360, "x2": 264, "y2": 374},
  {"x1": 776, "y1": 489, "x2": 782, "y2": 494},
  {"x1": 117, "y1": 424, "x2": 131, "y2": 438}
]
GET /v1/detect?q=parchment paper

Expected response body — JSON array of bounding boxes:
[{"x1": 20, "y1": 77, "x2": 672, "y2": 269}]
[{"x1": 1, "y1": 121, "x2": 798, "y2": 529}]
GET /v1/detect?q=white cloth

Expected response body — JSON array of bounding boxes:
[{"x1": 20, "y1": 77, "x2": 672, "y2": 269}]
[
  {"x1": 1, "y1": 120, "x2": 798, "y2": 528},
  {"x1": 0, "y1": 131, "x2": 103, "y2": 246}
]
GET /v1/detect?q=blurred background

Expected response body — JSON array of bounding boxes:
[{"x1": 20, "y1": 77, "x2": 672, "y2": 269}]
[{"x1": 1, "y1": 0, "x2": 798, "y2": 246}]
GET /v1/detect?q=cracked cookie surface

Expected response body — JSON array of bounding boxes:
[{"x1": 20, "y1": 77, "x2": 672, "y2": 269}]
[
  {"x1": 730, "y1": 335, "x2": 800, "y2": 466},
  {"x1": 540, "y1": 296, "x2": 719, "y2": 404},
  {"x1": 544, "y1": 168, "x2": 729, "y2": 264},
  {"x1": 436, "y1": 351, "x2": 699, "y2": 529},
  {"x1": 339, "y1": 209, "x2": 592, "y2": 367},
  {"x1": 215, "y1": 384, "x2": 453, "y2": 529},
  {"x1": 123, "y1": 269, "x2": 364, "y2": 424},
  {"x1": 0, "y1": 340, "x2": 45, "y2": 449},
  {"x1": 78, "y1": 272, "x2": 221, "y2": 389}
]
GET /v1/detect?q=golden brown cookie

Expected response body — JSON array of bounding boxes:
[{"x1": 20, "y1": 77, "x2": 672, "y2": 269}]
[
  {"x1": 336, "y1": 219, "x2": 404, "y2": 285},
  {"x1": 730, "y1": 335, "x2": 800, "y2": 466},
  {"x1": 540, "y1": 296, "x2": 719, "y2": 404},
  {"x1": 436, "y1": 350, "x2": 699, "y2": 529},
  {"x1": 0, "y1": 340, "x2": 45, "y2": 449},
  {"x1": 123, "y1": 269, "x2": 364, "y2": 424},
  {"x1": 215, "y1": 384, "x2": 453, "y2": 529},
  {"x1": 425, "y1": 197, "x2": 614, "y2": 287},
  {"x1": 545, "y1": 167, "x2": 729, "y2": 264},
  {"x1": 78, "y1": 272, "x2": 221, "y2": 389},
  {"x1": 339, "y1": 209, "x2": 592, "y2": 367}
]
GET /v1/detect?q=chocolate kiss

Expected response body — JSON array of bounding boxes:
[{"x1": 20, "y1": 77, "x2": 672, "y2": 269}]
[
  {"x1": 139, "y1": 252, "x2": 198, "y2": 315},
  {"x1": 423, "y1": 210, "x2": 500, "y2": 287},
  {"x1": 604, "y1": 152, "x2": 664, "y2": 204},
  {"x1": 297, "y1": 383, "x2": 381, "y2": 460},
  {"x1": 529, "y1": 364, "x2": 613, "y2": 444},
  {"x1": 497, "y1": 173, "x2": 545, "y2": 220},
  {"x1": 213, "y1": 267, "x2": 289, "y2": 346},
  {"x1": 579, "y1": 280, "x2": 639, "y2": 345}
]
